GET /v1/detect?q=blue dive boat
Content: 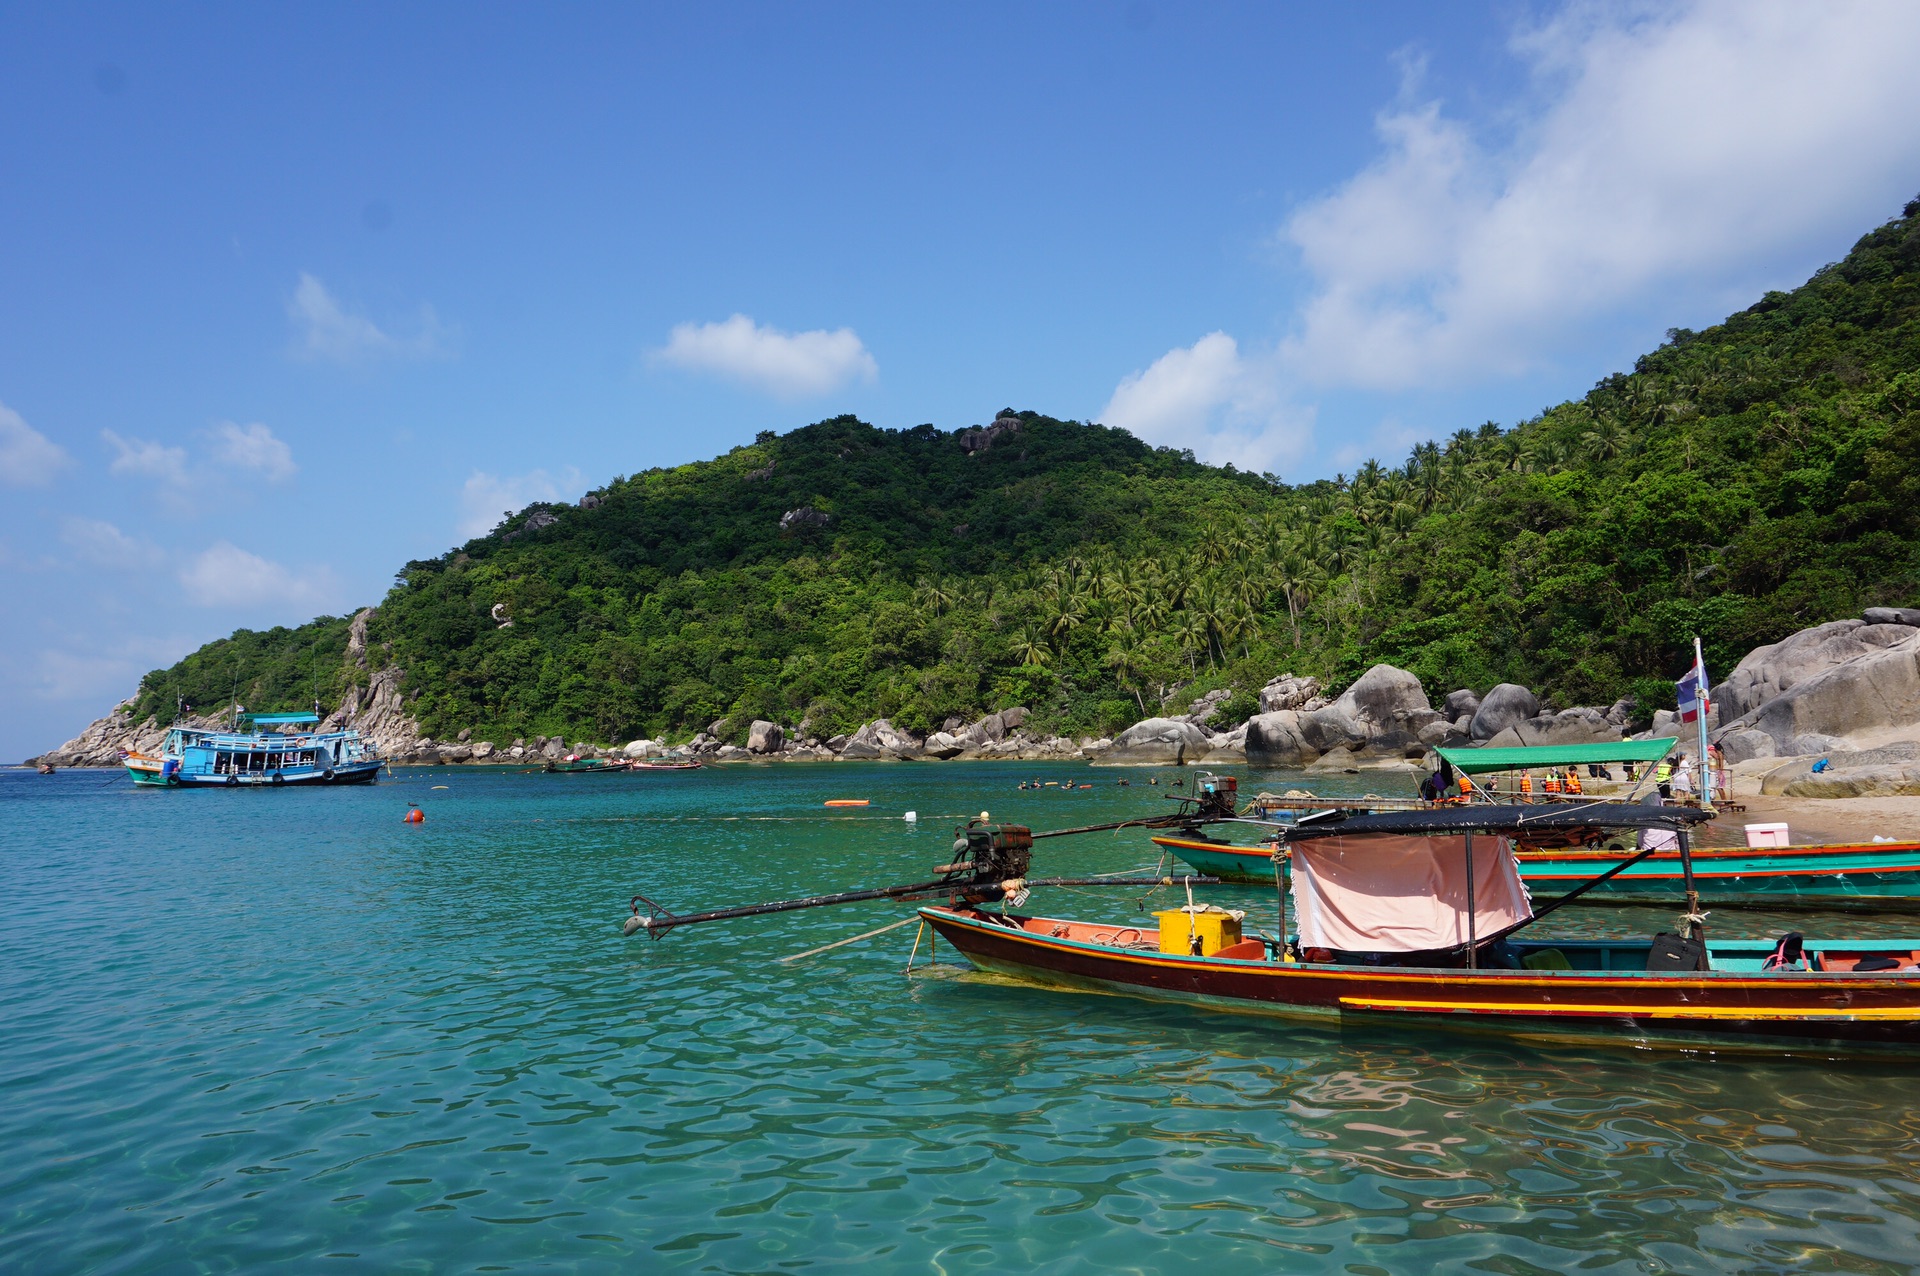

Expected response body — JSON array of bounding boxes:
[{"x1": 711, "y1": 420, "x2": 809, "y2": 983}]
[{"x1": 122, "y1": 712, "x2": 383, "y2": 788}]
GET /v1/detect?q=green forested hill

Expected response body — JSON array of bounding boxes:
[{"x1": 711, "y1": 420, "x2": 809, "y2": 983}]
[{"x1": 130, "y1": 197, "x2": 1920, "y2": 746}]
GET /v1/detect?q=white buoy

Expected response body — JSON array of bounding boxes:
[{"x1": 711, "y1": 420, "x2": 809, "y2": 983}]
[{"x1": 904, "y1": 811, "x2": 917, "y2": 822}]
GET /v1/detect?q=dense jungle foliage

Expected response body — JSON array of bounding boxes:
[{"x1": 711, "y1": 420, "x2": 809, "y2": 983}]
[{"x1": 131, "y1": 197, "x2": 1920, "y2": 746}]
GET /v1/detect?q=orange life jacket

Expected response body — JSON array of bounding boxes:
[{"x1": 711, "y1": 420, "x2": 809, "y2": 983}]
[
  {"x1": 1544, "y1": 771, "x2": 1561, "y2": 794},
  {"x1": 1566, "y1": 771, "x2": 1583, "y2": 795},
  {"x1": 1519, "y1": 772, "x2": 1532, "y2": 794}
]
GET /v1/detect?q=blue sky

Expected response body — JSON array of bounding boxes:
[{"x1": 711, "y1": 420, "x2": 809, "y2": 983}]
[{"x1": 4, "y1": 2, "x2": 1920, "y2": 759}]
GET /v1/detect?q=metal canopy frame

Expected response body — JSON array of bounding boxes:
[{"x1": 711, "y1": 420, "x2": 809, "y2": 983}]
[{"x1": 1432, "y1": 738, "x2": 1679, "y2": 775}]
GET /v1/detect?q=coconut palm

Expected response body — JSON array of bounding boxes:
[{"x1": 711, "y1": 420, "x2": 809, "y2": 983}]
[{"x1": 1012, "y1": 626, "x2": 1051, "y2": 667}]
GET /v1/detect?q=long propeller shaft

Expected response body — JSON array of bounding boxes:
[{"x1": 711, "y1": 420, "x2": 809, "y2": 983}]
[{"x1": 625, "y1": 874, "x2": 1216, "y2": 937}]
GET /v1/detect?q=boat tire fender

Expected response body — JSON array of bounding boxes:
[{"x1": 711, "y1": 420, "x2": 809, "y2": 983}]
[
  {"x1": 226, "y1": 774, "x2": 238, "y2": 786},
  {"x1": 323, "y1": 768, "x2": 335, "y2": 782},
  {"x1": 271, "y1": 773, "x2": 285, "y2": 786}
]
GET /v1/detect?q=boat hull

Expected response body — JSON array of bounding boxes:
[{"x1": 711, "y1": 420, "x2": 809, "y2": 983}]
[
  {"x1": 1153, "y1": 834, "x2": 1920, "y2": 906},
  {"x1": 919, "y1": 905, "x2": 1920, "y2": 1057},
  {"x1": 127, "y1": 759, "x2": 383, "y2": 787}
]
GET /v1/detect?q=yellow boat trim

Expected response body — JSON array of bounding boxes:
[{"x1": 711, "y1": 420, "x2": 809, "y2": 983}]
[
  {"x1": 1340, "y1": 996, "x2": 1920, "y2": 1021},
  {"x1": 926, "y1": 911, "x2": 1918, "y2": 991}
]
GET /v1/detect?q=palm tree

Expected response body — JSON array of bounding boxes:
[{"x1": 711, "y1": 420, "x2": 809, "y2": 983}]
[
  {"x1": 1271, "y1": 552, "x2": 1310, "y2": 648},
  {"x1": 1171, "y1": 609, "x2": 1208, "y2": 673},
  {"x1": 913, "y1": 575, "x2": 955, "y2": 617},
  {"x1": 1582, "y1": 415, "x2": 1627, "y2": 463},
  {"x1": 1012, "y1": 626, "x2": 1051, "y2": 667},
  {"x1": 1105, "y1": 642, "x2": 1150, "y2": 713}
]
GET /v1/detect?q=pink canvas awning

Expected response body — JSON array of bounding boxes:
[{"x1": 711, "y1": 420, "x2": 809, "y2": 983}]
[{"x1": 1291, "y1": 833, "x2": 1533, "y2": 953}]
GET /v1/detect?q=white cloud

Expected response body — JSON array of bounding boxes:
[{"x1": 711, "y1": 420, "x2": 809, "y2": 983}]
[
  {"x1": 458, "y1": 466, "x2": 587, "y2": 539},
  {"x1": 102, "y1": 429, "x2": 188, "y2": 485},
  {"x1": 179, "y1": 541, "x2": 335, "y2": 609},
  {"x1": 26, "y1": 632, "x2": 200, "y2": 704},
  {"x1": 0, "y1": 401, "x2": 70, "y2": 487},
  {"x1": 289, "y1": 272, "x2": 447, "y2": 363},
  {"x1": 207, "y1": 421, "x2": 295, "y2": 481},
  {"x1": 655, "y1": 314, "x2": 878, "y2": 398},
  {"x1": 1100, "y1": 333, "x2": 1309, "y2": 474},
  {"x1": 1100, "y1": 1, "x2": 1920, "y2": 473},
  {"x1": 60, "y1": 517, "x2": 164, "y2": 569},
  {"x1": 1282, "y1": 1, "x2": 1920, "y2": 389}
]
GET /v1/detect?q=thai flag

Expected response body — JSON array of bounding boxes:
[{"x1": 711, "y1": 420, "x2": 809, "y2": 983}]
[{"x1": 1677, "y1": 646, "x2": 1709, "y2": 723}]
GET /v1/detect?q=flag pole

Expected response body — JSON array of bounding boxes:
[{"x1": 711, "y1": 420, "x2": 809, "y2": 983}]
[{"x1": 1693, "y1": 635, "x2": 1713, "y2": 812}]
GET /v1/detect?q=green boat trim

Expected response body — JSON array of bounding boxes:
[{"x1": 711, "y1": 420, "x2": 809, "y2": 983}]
[{"x1": 1150, "y1": 833, "x2": 1920, "y2": 907}]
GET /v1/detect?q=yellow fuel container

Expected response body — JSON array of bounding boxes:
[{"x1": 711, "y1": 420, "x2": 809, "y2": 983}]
[{"x1": 1154, "y1": 906, "x2": 1244, "y2": 956}]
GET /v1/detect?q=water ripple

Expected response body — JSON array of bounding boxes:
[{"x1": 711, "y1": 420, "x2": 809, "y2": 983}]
[{"x1": 5, "y1": 765, "x2": 1920, "y2": 1272}]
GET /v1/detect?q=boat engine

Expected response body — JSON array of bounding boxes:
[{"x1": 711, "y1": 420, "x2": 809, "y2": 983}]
[{"x1": 935, "y1": 818, "x2": 1035, "y2": 889}]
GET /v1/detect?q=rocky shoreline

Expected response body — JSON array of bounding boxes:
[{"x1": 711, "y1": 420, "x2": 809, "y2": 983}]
[{"x1": 28, "y1": 608, "x2": 1920, "y2": 799}]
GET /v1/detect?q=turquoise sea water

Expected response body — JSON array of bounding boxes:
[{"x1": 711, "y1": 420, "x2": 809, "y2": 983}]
[{"x1": 5, "y1": 762, "x2": 1920, "y2": 1273}]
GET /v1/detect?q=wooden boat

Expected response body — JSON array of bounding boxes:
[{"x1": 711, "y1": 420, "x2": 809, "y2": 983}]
[
  {"x1": 919, "y1": 905, "x2": 1920, "y2": 1055},
  {"x1": 1513, "y1": 839, "x2": 1920, "y2": 906},
  {"x1": 922, "y1": 805, "x2": 1920, "y2": 1056},
  {"x1": 629, "y1": 759, "x2": 701, "y2": 771},
  {"x1": 543, "y1": 756, "x2": 631, "y2": 774},
  {"x1": 1161, "y1": 742, "x2": 1920, "y2": 907},
  {"x1": 1152, "y1": 832, "x2": 1920, "y2": 906},
  {"x1": 123, "y1": 712, "x2": 382, "y2": 787}
]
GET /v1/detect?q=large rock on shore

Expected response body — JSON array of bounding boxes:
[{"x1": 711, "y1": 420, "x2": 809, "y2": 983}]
[
  {"x1": 1470, "y1": 684, "x2": 1538, "y2": 741},
  {"x1": 1758, "y1": 742, "x2": 1920, "y2": 794},
  {"x1": 747, "y1": 720, "x2": 785, "y2": 754},
  {"x1": 1245, "y1": 711, "x2": 1315, "y2": 765},
  {"x1": 838, "y1": 718, "x2": 923, "y2": 759},
  {"x1": 1717, "y1": 728, "x2": 1776, "y2": 765},
  {"x1": 1339, "y1": 664, "x2": 1433, "y2": 738},
  {"x1": 1722, "y1": 629, "x2": 1920, "y2": 749},
  {"x1": 1485, "y1": 706, "x2": 1623, "y2": 749},
  {"x1": 1781, "y1": 764, "x2": 1920, "y2": 798},
  {"x1": 1714, "y1": 619, "x2": 1919, "y2": 722},
  {"x1": 923, "y1": 731, "x2": 967, "y2": 759},
  {"x1": 1259, "y1": 675, "x2": 1322, "y2": 713},
  {"x1": 1299, "y1": 704, "x2": 1367, "y2": 753},
  {"x1": 1097, "y1": 717, "x2": 1213, "y2": 765}
]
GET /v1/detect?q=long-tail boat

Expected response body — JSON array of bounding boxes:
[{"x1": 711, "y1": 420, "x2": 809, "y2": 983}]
[
  {"x1": 543, "y1": 756, "x2": 631, "y2": 774},
  {"x1": 1158, "y1": 742, "x2": 1920, "y2": 907},
  {"x1": 122, "y1": 711, "x2": 383, "y2": 787},
  {"x1": 921, "y1": 805, "x2": 1920, "y2": 1057},
  {"x1": 1151, "y1": 830, "x2": 1920, "y2": 906}
]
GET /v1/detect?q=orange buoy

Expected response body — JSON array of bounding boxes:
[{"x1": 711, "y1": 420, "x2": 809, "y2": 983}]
[
  {"x1": 403, "y1": 806, "x2": 425, "y2": 823},
  {"x1": 823, "y1": 799, "x2": 870, "y2": 808}
]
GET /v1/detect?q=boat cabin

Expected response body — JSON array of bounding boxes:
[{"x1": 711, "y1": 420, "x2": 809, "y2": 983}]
[{"x1": 128, "y1": 711, "x2": 384, "y2": 787}]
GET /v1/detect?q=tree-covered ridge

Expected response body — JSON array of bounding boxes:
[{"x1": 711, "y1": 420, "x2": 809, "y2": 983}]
[{"x1": 130, "y1": 198, "x2": 1920, "y2": 748}]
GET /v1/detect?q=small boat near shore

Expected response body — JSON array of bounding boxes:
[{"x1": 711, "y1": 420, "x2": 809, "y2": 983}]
[
  {"x1": 924, "y1": 805, "x2": 1920, "y2": 1057},
  {"x1": 629, "y1": 759, "x2": 701, "y2": 771},
  {"x1": 544, "y1": 756, "x2": 632, "y2": 774},
  {"x1": 1152, "y1": 832, "x2": 1920, "y2": 907},
  {"x1": 123, "y1": 712, "x2": 383, "y2": 788}
]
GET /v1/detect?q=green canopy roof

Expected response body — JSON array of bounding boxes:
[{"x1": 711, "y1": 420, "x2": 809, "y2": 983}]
[
  {"x1": 1432, "y1": 737, "x2": 1678, "y2": 775},
  {"x1": 239, "y1": 712, "x2": 320, "y2": 726}
]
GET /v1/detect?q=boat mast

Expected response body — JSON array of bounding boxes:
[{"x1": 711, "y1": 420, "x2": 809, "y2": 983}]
[{"x1": 1693, "y1": 635, "x2": 1714, "y2": 811}]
